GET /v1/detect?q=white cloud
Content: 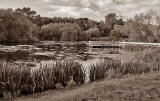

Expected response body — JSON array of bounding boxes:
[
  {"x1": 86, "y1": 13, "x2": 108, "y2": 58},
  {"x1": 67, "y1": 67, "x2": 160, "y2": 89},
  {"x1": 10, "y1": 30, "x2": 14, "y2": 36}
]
[
  {"x1": 36, "y1": 0, "x2": 160, "y2": 20},
  {"x1": 48, "y1": 5, "x2": 80, "y2": 17},
  {"x1": 1, "y1": 0, "x2": 160, "y2": 20},
  {"x1": 42, "y1": 0, "x2": 50, "y2": 2}
]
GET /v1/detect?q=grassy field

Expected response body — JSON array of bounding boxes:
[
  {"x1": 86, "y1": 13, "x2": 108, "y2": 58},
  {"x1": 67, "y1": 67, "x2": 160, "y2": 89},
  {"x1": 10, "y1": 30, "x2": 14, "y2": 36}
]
[{"x1": 15, "y1": 71, "x2": 160, "y2": 101}]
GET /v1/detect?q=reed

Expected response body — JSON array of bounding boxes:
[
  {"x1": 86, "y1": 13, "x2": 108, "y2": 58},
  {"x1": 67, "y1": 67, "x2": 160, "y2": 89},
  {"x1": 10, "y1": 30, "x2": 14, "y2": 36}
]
[
  {"x1": 0, "y1": 60, "x2": 86, "y2": 99},
  {"x1": 1, "y1": 52, "x2": 160, "y2": 99},
  {"x1": 89, "y1": 60, "x2": 159, "y2": 82},
  {"x1": 89, "y1": 61, "x2": 121, "y2": 82},
  {"x1": 123, "y1": 44, "x2": 153, "y2": 51}
]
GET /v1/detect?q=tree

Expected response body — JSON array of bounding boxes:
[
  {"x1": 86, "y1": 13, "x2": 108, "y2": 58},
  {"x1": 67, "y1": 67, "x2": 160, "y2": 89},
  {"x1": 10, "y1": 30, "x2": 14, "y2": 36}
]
[
  {"x1": 98, "y1": 21, "x2": 111, "y2": 37},
  {"x1": 60, "y1": 24, "x2": 81, "y2": 41},
  {"x1": 105, "y1": 13, "x2": 117, "y2": 29},
  {"x1": 40, "y1": 23, "x2": 64, "y2": 40},
  {"x1": 40, "y1": 23, "x2": 81, "y2": 41},
  {"x1": 0, "y1": 9, "x2": 38, "y2": 42},
  {"x1": 15, "y1": 7, "x2": 37, "y2": 18},
  {"x1": 85, "y1": 28, "x2": 100, "y2": 37},
  {"x1": 79, "y1": 31, "x2": 92, "y2": 41}
]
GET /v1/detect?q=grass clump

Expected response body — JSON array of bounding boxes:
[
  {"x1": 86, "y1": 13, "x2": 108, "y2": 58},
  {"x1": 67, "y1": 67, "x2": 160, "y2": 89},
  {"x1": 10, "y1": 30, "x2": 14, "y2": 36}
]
[
  {"x1": 89, "y1": 60, "x2": 159, "y2": 82},
  {"x1": 135, "y1": 48, "x2": 160, "y2": 71},
  {"x1": 119, "y1": 62, "x2": 151, "y2": 75},
  {"x1": 123, "y1": 45, "x2": 153, "y2": 51},
  {"x1": 0, "y1": 61, "x2": 32, "y2": 98},
  {"x1": 89, "y1": 61, "x2": 121, "y2": 82},
  {"x1": 0, "y1": 60, "x2": 86, "y2": 99},
  {"x1": 135, "y1": 48, "x2": 160, "y2": 62}
]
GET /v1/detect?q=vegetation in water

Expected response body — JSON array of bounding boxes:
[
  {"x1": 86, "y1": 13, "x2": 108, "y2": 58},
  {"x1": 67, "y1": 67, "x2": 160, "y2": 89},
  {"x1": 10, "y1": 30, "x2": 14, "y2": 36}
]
[{"x1": 0, "y1": 60, "x2": 86, "y2": 99}]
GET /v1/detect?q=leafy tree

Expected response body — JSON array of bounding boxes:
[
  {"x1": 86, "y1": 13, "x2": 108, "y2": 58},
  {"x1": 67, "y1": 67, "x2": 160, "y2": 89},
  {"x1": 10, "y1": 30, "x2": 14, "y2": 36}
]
[
  {"x1": 79, "y1": 31, "x2": 92, "y2": 41},
  {"x1": 41, "y1": 23, "x2": 81, "y2": 41},
  {"x1": 98, "y1": 21, "x2": 111, "y2": 37},
  {"x1": 40, "y1": 23, "x2": 64, "y2": 40},
  {"x1": 60, "y1": 24, "x2": 81, "y2": 41},
  {"x1": 105, "y1": 13, "x2": 117, "y2": 29},
  {"x1": 0, "y1": 9, "x2": 38, "y2": 42},
  {"x1": 15, "y1": 7, "x2": 37, "y2": 19},
  {"x1": 85, "y1": 28, "x2": 100, "y2": 37}
]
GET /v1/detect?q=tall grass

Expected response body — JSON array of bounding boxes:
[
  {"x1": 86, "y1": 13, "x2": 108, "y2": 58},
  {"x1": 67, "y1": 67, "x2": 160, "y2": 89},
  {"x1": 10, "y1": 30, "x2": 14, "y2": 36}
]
[
  {"x1": 123, "y1": 44, "x2": 154, "y2": 51},
  {"x1": 1, "y1": 47, "x2": 160, "y2": 99},
  {"x1": 89, "y1": 61, "x2": 121, "y2": 82},
  {"x1": 89, "y1": 60, "x2": 159, "y2": 82},
  {"x1": 0, "y1": 60, "x2": 86, "y2": 99},
  {"x1": 89, "y1": 48, "x2": 160, "y2": 82}
]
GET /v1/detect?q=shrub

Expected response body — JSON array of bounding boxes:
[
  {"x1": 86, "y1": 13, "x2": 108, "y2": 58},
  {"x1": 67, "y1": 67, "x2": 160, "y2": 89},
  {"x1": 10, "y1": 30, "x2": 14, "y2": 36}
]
[
  {"x1": 40, "y1": 23, "x2": 81, "y2": 41},
  {"x1": 79, "y1": 31, "x2": 92, "y2": 41},
  {"x1": 60, "y1": 24, "x2": 81, "y2": 41},
  {"x1": 0, "y1": 9, "x2": 39, "y2": 42},
  {"x1": 88, "y1": 28, "x2": 100, "y2": 37}
]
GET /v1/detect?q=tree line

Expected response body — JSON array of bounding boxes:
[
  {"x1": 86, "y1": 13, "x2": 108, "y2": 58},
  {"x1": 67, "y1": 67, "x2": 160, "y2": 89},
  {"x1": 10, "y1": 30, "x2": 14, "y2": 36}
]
[{"x1": 0, "y1": 7, "x2": 160, "y2": 43}]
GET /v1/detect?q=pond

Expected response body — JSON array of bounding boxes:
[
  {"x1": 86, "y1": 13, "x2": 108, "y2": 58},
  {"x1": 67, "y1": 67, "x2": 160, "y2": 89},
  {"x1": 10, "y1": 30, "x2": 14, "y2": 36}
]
[{"x1": 0, "y1": 41, "x2": 135, "y2": 68}]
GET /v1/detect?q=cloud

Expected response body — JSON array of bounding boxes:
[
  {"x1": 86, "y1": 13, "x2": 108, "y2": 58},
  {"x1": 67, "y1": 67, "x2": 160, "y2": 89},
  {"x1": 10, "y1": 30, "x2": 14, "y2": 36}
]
[
  {"x1": 48, "y1": 5, "x2": 80, "y2": 17},
  {"x1": 42, "y1": 0, "x2": 50, "y2": 2},
  {"x1": 1, "y1": 0, "x2": 160, "y2": 20}
]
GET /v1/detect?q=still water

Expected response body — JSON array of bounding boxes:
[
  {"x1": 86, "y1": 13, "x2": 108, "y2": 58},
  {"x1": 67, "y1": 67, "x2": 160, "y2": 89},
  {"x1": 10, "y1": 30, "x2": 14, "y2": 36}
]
[{"x1": 0, "y1": 41, "x2": 135, "y2": 68}]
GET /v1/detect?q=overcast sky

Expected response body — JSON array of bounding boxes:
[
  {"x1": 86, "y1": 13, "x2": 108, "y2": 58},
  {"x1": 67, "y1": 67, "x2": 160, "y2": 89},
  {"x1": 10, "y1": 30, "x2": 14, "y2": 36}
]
[{"x1": 0, "y1": 0, "x2": 160, "y2": 20}]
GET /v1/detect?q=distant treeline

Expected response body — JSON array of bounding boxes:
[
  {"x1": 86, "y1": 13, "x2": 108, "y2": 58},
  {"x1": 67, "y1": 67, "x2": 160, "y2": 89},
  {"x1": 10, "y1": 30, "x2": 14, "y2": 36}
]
[{"x1": 0, "y1": 7, "x2": 160, "y2": 43}]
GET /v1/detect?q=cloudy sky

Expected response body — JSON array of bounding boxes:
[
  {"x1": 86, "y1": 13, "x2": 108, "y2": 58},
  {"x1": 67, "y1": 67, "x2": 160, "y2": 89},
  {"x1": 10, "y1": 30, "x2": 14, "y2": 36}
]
[{"x1": 0, "y1": 0, "x2": 160, "y2": 20}]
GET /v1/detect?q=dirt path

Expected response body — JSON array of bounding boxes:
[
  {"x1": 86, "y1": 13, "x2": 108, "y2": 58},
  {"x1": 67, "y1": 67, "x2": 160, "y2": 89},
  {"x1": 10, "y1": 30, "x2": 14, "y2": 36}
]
[{"x1": 15, "y1": 72, "x2": 160, "y2": 101}]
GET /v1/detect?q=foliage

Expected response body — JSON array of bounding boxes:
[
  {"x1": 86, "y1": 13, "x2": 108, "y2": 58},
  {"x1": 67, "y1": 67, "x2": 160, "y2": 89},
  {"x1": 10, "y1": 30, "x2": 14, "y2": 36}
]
[
  {"x1": 0, "y1": 9, "x2": 39, "y2": 42},
  {"x1": 40, "y1": 23, "x2": 81, "y2": 41},
  {"x1": 40, "y1": 23, "x2": 64, "y2": 40},
  {"x1": 88, "y1": 28, "x2": 100, "y2": 37},
  {"x1": 1, "y1": 7, "x2": 160, "y2": 42},
  {"x1": 79, "y1": 31, "x2": 92, "y2": 41},
  {"x1": 60, "y1": 23, "x2": 81, "y2": 41}
]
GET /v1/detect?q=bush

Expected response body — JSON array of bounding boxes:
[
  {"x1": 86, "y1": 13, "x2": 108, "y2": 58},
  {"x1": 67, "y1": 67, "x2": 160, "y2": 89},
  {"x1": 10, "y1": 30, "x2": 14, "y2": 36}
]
[
  {"x1": 60, "y1": 24, "x2": 81, "y2": 41},
  {"x1": 0, "y1": 9, "x2": 39, "y2": 42},
  {"x1": 79, "y1": 31, "x2": 92, "y2": 41},
  {"x1": 40, "y1": 23, "x2": 64, "y2": 40},
  {"x1": 40, "y1": 23, "x2": 81, "y2": 41},
  {"x1": 88, "y1": 28, "x2": 100, "y2": 37}
]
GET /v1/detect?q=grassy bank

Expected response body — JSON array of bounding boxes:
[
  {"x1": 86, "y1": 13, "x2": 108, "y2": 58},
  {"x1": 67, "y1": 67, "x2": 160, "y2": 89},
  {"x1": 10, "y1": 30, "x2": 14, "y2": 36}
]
[
  {"x1": 1, "y1": 60, "x2": 160, "y2": 99},
  {"x1": 15, "y1": 71, "x2": 160, "y2": 101},
  {"x1": 1, "y1": 47, "x2": 160, "y2": 99}
]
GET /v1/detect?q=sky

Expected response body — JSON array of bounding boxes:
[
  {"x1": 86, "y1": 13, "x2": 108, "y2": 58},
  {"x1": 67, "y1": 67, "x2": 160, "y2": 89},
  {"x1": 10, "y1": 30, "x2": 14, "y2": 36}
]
[{"x1": 0, "y1": 0, "x2": 160, "y2": 21}]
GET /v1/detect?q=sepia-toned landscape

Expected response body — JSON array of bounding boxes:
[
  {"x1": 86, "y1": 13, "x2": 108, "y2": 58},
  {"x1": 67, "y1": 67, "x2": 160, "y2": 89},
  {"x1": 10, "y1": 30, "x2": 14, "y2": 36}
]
[{"x1": 0, "y1": 0, "x2": 160, "y2": 101}]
